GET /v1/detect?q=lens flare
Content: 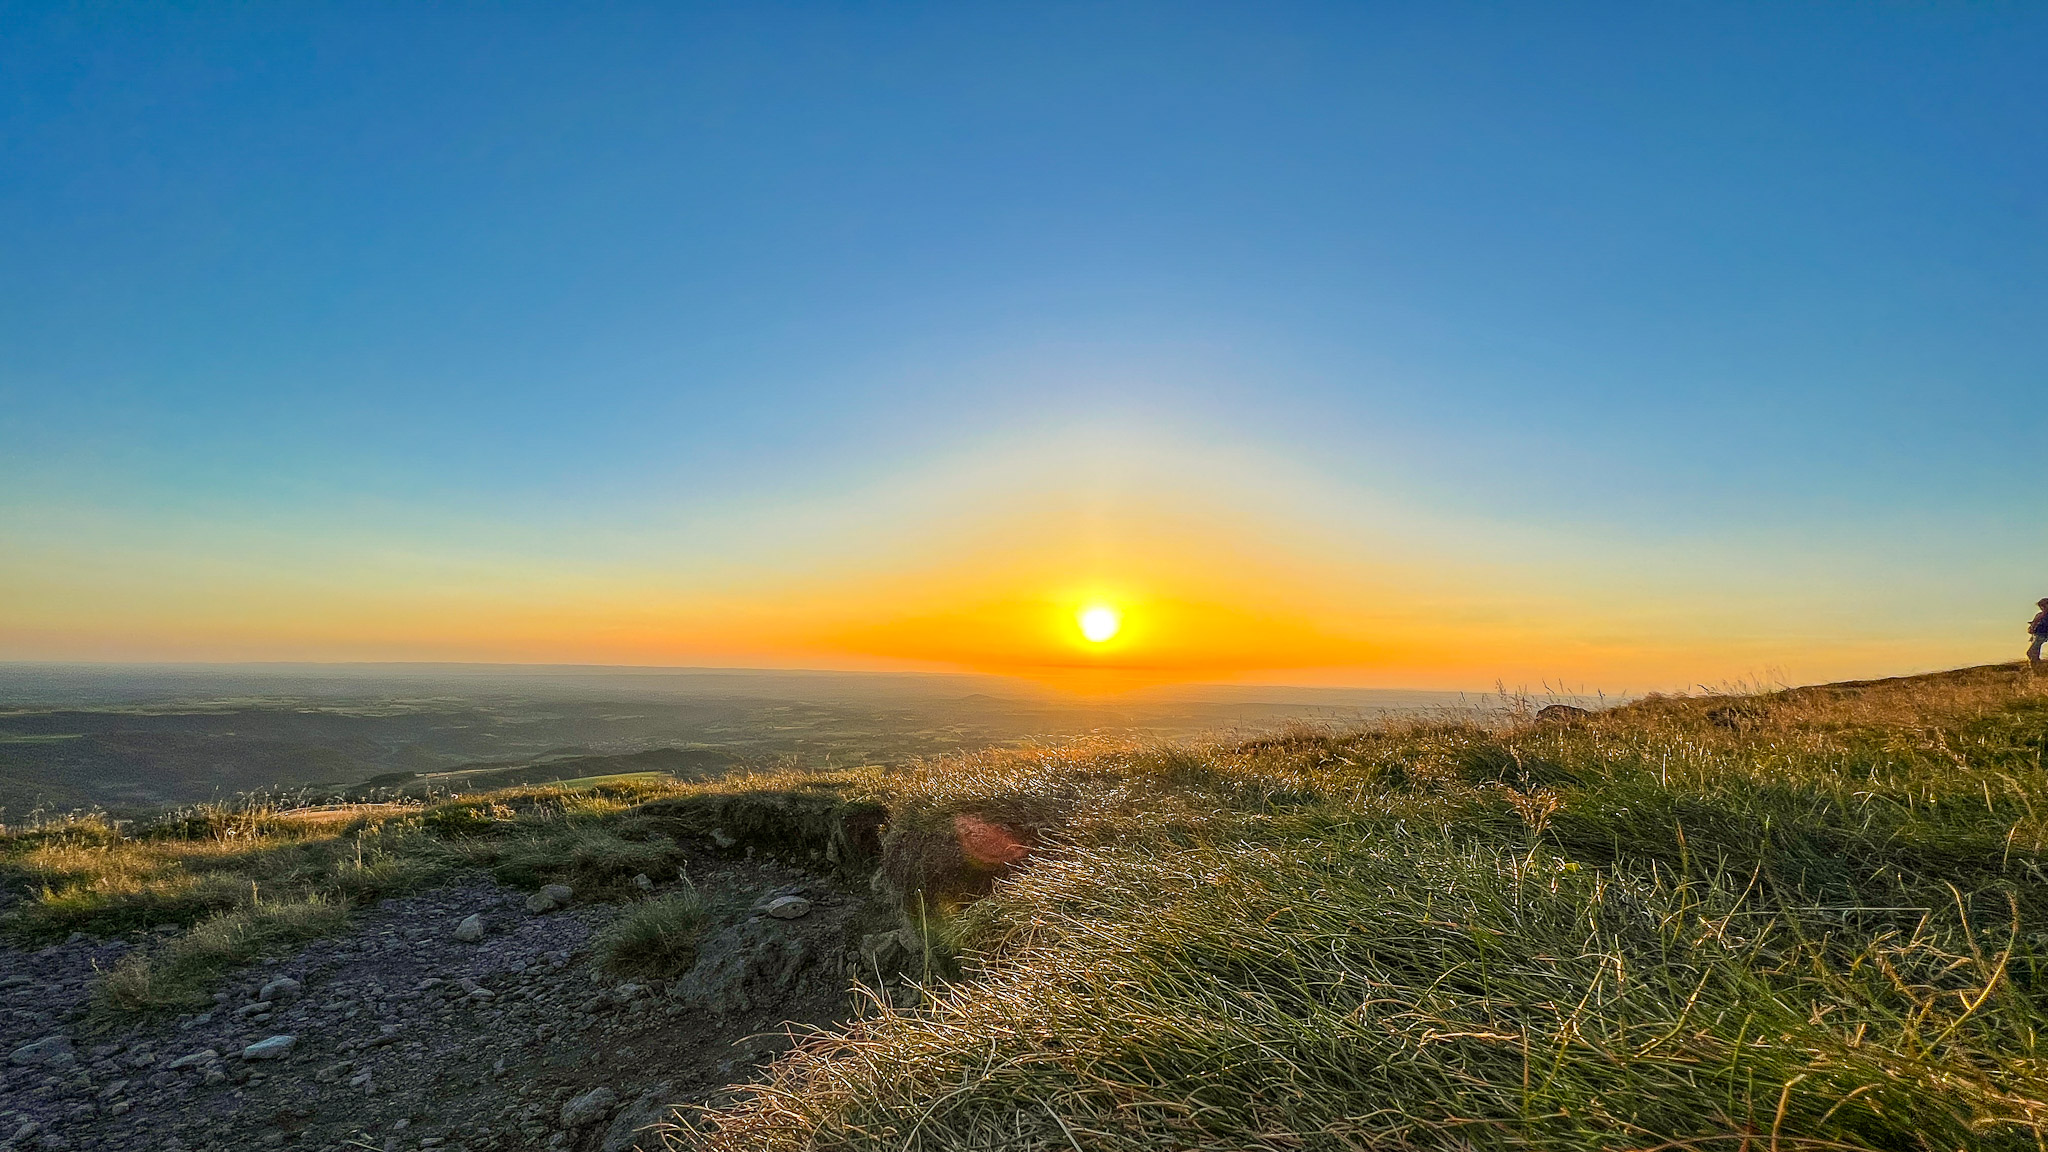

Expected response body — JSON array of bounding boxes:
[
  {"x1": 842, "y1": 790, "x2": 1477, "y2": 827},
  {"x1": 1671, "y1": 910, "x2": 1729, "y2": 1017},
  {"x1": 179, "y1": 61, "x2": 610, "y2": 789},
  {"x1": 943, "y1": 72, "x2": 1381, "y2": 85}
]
[{"x1": 1078, "y1": 605, "x2": 1121, "y2": 643}]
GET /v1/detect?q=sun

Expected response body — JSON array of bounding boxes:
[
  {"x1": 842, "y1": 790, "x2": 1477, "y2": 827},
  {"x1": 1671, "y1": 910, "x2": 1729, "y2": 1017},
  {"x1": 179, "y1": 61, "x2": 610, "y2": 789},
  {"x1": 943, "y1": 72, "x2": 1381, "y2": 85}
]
[{"x1": 1078, "y1": 605, "x2": 1121, "y2": 643}]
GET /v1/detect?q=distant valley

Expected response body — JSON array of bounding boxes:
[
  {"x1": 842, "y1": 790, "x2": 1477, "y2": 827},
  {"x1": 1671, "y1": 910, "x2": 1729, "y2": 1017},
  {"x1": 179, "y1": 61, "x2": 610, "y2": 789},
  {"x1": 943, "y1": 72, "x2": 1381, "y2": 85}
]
[{"x1": 0, "y1": 664, "x2": 1478, "y2": 817}]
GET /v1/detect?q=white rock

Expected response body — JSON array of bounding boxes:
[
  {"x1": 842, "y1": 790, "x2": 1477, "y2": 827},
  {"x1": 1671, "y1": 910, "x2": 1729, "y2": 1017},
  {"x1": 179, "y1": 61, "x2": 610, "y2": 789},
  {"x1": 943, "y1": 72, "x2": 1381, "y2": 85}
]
[
  {"x1": 527, "y1": 881, "x2": 577, "y2": 912},
  {"x1": 8, "y1": 1034, "x2": 72, "y2": 1067},
  {"x1": 258, "y1": 977, "x2": 302, "y2": 1003},
  {"x1": 764, "y1": 896, "x2": 811, "y2": 920},
  {"x1": 241, "y1": 1035, "x2": 297, "y2": 1061},
  {"x1": 454, "y1": 914, "x2": 486, "y2": 942}
]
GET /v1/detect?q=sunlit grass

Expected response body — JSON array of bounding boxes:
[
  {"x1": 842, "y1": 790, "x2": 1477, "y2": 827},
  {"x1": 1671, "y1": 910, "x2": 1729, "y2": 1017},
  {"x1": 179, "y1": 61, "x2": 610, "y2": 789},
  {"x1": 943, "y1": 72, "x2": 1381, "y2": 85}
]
[{"x1": 688, "y1": 663, "x2": 2048, "y2": 1151}]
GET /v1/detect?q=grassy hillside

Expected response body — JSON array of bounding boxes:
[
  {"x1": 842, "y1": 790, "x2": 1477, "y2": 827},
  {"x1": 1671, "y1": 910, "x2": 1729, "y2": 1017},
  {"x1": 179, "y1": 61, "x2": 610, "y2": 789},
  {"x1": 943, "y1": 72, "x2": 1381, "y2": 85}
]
[
  {"x1": 700, "y1": 664, "x2": 2048, "y2": 1151},
  {"x1": 6, "y1": 663, "x2": 2048, "y2": 1149}
]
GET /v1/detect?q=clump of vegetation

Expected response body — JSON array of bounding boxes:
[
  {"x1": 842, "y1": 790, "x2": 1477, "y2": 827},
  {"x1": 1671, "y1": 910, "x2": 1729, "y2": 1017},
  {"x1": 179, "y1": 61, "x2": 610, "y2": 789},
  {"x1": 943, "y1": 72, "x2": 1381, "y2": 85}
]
[
  {"x1": 100, "y1": 895, "x2": 348, "y2": 1011},
  {"x1": 599, "y1": 887, "x2": 711, "y2": 979},
  {"x1": 689, "y1": 664, "x2": 2048, "y2": 1151}
]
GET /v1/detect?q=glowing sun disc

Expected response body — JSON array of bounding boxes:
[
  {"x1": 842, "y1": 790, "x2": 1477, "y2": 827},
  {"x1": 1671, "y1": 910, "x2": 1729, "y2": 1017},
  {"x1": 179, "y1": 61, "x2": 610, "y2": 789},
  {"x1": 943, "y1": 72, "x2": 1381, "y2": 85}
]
[{"x1": 1078, "y1": 606, "x2": 1121, "y2": 643}]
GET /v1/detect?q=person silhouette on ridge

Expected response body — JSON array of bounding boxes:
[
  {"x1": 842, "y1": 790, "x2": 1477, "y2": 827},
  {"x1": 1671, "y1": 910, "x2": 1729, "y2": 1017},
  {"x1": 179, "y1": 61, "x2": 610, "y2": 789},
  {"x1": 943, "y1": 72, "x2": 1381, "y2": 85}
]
[{"x1": 2030, "y1": 598, "x2": 2048, "y2": 671}]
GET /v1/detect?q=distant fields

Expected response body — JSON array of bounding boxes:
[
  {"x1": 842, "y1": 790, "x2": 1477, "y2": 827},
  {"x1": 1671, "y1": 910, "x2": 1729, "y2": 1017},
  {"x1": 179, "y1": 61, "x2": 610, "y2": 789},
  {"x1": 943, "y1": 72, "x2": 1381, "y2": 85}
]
[{"x1": 0, "y1": 665, "x2": 1459, "y2": 816}]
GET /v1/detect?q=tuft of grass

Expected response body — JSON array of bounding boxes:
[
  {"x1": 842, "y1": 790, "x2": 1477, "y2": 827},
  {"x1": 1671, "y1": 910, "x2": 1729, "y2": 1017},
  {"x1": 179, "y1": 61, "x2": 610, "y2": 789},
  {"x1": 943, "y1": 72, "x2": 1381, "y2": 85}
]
[
  {"x1": 599, "y1": 888, "x2": 710, "y2": 979},
  {"x1": 99, "y1": 895, "x2": 348, "y2": 1013}
]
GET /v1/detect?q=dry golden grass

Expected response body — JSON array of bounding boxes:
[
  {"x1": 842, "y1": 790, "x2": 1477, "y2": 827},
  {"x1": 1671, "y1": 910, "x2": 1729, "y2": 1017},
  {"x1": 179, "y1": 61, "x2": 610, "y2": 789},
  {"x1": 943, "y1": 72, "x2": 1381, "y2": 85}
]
[{"x1": 684, "y1": 664, "x2": 2048, "y2": 1152}]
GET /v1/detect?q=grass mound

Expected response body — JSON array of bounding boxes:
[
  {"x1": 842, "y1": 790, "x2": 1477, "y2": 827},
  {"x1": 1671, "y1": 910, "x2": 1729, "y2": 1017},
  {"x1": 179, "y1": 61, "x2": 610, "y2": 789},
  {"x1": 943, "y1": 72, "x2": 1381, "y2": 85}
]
[{"x1": 691, "y1": 663, "x2": 2048, "y2": 1151}]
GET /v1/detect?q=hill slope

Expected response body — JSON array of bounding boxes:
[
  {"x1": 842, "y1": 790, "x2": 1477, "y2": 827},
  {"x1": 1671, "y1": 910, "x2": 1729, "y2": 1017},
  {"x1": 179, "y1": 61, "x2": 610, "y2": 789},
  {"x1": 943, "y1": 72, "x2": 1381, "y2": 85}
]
[
  {"x1": 4, "y1": 663, "x2": 2046, "y2": 1151},
  {"x1": 699, "y1": 662, "x2": 2048, "y2": 1150}
]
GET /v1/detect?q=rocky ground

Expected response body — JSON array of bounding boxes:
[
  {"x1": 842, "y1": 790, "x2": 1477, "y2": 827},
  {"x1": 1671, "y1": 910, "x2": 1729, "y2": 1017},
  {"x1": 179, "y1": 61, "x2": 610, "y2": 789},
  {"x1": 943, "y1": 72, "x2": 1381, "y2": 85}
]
[{"x1": 0, "y1": 853, "x2": 908, "y2": 1152}]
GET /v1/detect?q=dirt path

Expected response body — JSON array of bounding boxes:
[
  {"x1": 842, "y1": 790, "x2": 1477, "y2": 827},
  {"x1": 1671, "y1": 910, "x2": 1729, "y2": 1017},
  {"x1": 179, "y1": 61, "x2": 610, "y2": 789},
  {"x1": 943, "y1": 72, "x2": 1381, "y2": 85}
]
[{"x1": 1, "y1": 856, "x2": 879, "y2": 1152}]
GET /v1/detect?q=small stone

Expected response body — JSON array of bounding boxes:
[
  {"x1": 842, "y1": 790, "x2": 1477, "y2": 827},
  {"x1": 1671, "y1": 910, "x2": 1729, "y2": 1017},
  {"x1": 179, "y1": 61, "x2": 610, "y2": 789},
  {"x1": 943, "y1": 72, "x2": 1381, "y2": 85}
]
[
  {"x1": 9, "y1": 1035, "x2": 73, "y2": 1067},
  {"x1": 241, "y1": 1035, "x2": 297, "y2": 1061},
  {"x1": 108, "y1": 1100, "x2": 131, "y2": 1116},
  {"x1": 454, "y1": 914, "x2": 486, "y2": 942},
  {"x1": 9, "y1": 1120, "x2": 39, "y2": 1144},
  {"x1": 631, "y1": 873, "x2": 653, "y2": 891},
  {"x1": 235, "y1": 1000, "x2": 274, "y2": 1017},
  {"x1": 524, "y1": 891, "x2": 558, "y2": 914},
  {"x1": 166, "y1": 1049, "x2": 219, "y2": 1070},
  {"x1": 763, "y1": 896, "x2": 811, "y2": 920},
  {"x1": 859, "y1": 928, "x2": 921, "y2": 979},
  {"x1": 561, "y1": 1086, "x2": 620, "y2": 1128},
  {"x1": 258, "y1": 977, "x2": 303, "y2": 1003}
]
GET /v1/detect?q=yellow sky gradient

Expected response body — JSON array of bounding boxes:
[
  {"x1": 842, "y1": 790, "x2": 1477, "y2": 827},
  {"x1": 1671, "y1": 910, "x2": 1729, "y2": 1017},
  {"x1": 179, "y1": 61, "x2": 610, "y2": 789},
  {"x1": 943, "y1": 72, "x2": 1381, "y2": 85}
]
[{"x1": 0, "y1": 426, "x2": 2017, "y2": 693}]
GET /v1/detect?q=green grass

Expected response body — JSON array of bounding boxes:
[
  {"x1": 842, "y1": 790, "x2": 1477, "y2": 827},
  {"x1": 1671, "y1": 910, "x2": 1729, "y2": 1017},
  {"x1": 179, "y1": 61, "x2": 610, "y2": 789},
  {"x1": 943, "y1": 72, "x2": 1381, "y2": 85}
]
[
  {"x1": 686, "y1": 664, "x2": 2048, "y2": 1151},
  {"x1": 600, "y1": 887, "x2": 712, "y2": 979},
  {"x1": 99, "y1": 895, "x2": 349, "y2": 1011}
]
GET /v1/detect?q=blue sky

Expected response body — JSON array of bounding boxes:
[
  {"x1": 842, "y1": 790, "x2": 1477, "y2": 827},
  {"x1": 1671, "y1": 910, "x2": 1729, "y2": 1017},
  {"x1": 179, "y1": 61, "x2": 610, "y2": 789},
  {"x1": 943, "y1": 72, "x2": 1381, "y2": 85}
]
[{"x1": 2, "y1": 3, "x2": 2043, "y2": 687}]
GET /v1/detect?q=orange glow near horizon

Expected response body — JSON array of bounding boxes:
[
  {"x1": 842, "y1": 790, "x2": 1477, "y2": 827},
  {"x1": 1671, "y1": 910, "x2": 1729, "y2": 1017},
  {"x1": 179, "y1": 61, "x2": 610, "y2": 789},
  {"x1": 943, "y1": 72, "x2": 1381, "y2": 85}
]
[{"x1": 0, "y1": 427, "x2": 2013, "y2": 695}]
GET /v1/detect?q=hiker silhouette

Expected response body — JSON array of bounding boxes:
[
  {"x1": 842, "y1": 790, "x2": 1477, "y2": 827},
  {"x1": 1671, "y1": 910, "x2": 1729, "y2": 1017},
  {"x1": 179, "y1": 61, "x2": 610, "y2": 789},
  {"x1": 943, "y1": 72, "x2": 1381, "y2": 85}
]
[{"x1": 2029, "y1": 598, "x2": 2048, "y2": 670}]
